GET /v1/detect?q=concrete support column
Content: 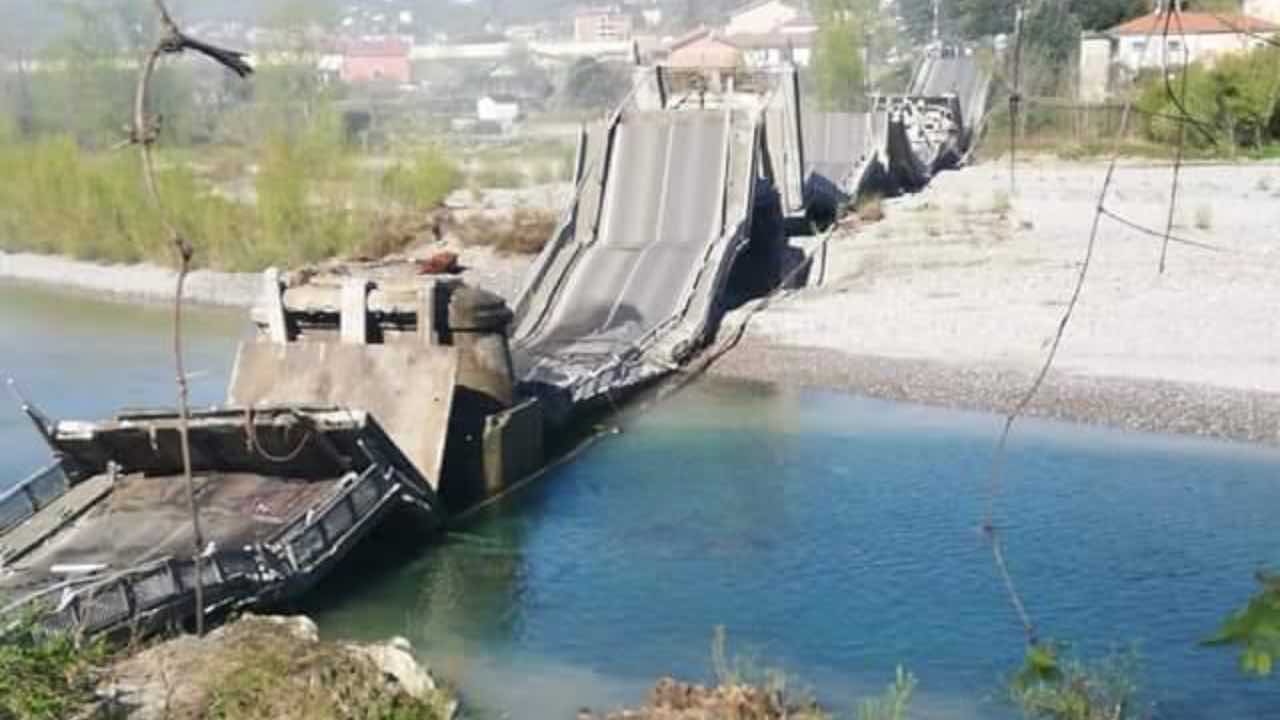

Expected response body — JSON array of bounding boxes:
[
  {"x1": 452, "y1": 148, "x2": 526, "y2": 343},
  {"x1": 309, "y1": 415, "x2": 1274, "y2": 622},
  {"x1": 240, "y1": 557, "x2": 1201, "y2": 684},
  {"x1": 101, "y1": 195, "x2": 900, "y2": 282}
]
[{"x1": 341, "y1": 278, "x2": 372, "y2": 345}]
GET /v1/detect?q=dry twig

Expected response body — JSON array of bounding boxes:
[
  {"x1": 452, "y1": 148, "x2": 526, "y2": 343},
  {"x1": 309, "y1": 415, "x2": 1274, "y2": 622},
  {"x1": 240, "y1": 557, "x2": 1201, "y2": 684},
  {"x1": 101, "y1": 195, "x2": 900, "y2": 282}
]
[{"x1": 133, "y1": 0, "x2": 252, "y2": 637}]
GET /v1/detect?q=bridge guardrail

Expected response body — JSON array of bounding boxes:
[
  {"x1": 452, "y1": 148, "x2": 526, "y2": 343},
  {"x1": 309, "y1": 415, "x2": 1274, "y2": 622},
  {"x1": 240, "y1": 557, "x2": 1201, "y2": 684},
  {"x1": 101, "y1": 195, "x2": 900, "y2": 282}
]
[{"x1": 0, "y1": 462, "x2": 69, "y2": 538}]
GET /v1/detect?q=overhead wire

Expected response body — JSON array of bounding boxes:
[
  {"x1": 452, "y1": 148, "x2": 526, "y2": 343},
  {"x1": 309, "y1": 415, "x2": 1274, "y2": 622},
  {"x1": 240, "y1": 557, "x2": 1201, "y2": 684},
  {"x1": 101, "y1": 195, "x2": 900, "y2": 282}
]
[
  {"x1": 1160, "y1": 8, "x2": 1190, "y2": 274},
  {"x1": 982, "y1": 4, "x2": 1177, "y2": 648}
]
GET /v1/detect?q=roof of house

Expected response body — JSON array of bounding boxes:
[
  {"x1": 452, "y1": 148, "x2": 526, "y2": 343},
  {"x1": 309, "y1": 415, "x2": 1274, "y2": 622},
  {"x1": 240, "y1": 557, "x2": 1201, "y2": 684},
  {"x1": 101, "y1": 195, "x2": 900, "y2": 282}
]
[
  {"x1": 344, "y1": 38, "x2": 411, "y2": 57},
  {"x1": 666, "y1": 27, "x2": 738, "y2": 52},
  {"x1": 1109, "y1": 12, "x2": 1279, "y2": 35},
  {"x1": 727, "y1": 0, "x2": 799, "y2": 18}
]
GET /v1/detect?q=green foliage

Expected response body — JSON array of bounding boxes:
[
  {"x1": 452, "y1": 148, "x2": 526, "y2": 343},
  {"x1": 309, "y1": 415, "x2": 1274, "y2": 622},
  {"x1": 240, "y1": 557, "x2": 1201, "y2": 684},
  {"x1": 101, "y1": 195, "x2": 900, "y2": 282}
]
[
  {"x1": 381, "y1": 146, "x2": 463, "y2": 212},
  {"x1": 561, "y1": 58, "x2": 627, "y2": 112},
  {"x1": 0, "y1": 618, "x2": 109, "y2": 720},
  {"x1": 471, "y1": 162, "x2": 528, "y2": 189},
  {"x1": 1136, "y1": 46, "x2": 1280, "y2": 150},
  {"x1": 953, "y1": 0, "x2": 1016, "y2": 38},
  {"x1": 1205, "y1": 572, "x2": 1280, "y2": 677},
  {"x1": 1010, "y1": 642, "x2": 1146, "y2": 720},
  {"x1": 813, "y1": 0, "x2": 876, "y2": 112},
  {"x1": 1071, "y1": 0, "x2": 1149, "y2": 32},
  {"x1": 855, "y1": 667, "x2": 917, "y2": 720}
]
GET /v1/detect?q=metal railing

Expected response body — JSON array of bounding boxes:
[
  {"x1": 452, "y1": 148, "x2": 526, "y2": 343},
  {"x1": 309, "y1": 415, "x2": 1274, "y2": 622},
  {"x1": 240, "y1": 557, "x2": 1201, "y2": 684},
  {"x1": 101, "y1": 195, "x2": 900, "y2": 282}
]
[{"x1": 0, "y1": 463, "x2": 69, "y2": 538}]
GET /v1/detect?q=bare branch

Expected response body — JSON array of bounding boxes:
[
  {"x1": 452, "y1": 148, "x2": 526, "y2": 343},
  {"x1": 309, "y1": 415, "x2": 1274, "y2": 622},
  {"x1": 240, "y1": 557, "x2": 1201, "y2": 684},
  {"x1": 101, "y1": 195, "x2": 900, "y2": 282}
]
[{"x1": 134, "y1": 0, "x2": 253, "y2": 637}]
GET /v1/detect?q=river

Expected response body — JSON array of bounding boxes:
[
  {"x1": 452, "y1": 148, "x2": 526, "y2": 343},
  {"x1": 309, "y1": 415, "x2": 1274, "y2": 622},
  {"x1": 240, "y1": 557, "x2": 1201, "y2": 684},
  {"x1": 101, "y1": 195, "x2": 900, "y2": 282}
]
[{"x1": 2, "y1": 280, "x2": 1278, "y2": 719}]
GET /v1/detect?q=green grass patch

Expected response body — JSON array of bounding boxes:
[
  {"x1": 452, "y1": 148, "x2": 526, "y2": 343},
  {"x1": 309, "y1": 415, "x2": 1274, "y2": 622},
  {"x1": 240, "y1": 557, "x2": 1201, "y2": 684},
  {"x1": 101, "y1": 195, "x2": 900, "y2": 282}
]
[{"x1": 0, "y1": 618, "x2": 110, "y2": 720}]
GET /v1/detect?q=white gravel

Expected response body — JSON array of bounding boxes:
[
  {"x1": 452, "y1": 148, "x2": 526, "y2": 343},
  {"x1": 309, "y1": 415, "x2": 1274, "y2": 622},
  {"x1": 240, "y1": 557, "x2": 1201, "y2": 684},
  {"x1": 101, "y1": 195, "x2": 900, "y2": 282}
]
[
  {"x1": 715, "y1": 158, "x2": 1280, "y2": 442},
  {"x1": 0, "y1": 251, "x2": 262, "y2": 307},
  {"x1": 744, "y1": 159, "x2": 1280, "y2": 395}
]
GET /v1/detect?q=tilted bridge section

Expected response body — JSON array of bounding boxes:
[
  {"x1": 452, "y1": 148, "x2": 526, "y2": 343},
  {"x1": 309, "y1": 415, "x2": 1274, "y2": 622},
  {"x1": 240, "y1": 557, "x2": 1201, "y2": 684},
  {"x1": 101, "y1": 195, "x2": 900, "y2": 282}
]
[{"x1": 512, "y1": 52, "x2": 992, "y2": 413}]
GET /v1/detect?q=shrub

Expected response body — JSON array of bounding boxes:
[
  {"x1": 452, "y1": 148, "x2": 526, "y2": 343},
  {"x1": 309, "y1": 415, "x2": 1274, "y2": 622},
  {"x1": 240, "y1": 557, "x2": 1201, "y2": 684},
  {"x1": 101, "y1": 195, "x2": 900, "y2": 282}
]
[
  {"x1": 471, "y1": 162, "x2": 527, "y2": 189},
  {"x1": 0, "y1": 618, "x2": 109, "y2": 720},
  {"x1": 856, "y1": 667, "x2": 916, "y2": 720},
  {"x1": 1204, "y1": 572, "x2": 1280, "y2": 676},
  {"x1": 1135, "y1": 46, "x2": 1280, "y2": 150},
  {"x1": 1009, "y1": 642, "x2": 1146, "y2": 720},
  {"x1": 381, "y1": 146, "x2": 462, "y2": 212}
]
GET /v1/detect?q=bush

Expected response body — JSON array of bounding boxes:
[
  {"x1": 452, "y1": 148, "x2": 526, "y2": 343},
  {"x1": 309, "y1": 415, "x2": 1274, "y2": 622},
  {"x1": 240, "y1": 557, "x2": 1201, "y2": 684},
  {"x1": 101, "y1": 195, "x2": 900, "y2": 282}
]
[
  {"x1": 1009, "y1": 642, "x2": 1146, "y2": 720},
  {"x1": 1135, "y1": 46, "x2": 1280, "y2": 150},
  {"x1": 0, "y1": 619, "x2": 109, "y2": 720},
  {"x1": 856, "y1": 667, "x2": 916, "y2": 720},
  {"x1": 471, "y1": 162, "x2": 527, "y2": 189},
  {"x1": 381, "y1": 146, "x2": 462, "y2": 212},
  {"x1": 1205, "y1": 572, "x2": 1280, "y2": 676}
]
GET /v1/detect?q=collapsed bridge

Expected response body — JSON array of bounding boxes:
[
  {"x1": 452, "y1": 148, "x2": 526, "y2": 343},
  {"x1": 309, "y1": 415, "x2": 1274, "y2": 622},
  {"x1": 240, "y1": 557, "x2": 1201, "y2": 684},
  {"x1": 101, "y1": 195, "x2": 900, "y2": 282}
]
[
  {"x1": 1, "y1": 50, "x2": 991, "y2": 637},
  {"x1": 514, "y1": 50, "x2": 992, "y2": 410}
]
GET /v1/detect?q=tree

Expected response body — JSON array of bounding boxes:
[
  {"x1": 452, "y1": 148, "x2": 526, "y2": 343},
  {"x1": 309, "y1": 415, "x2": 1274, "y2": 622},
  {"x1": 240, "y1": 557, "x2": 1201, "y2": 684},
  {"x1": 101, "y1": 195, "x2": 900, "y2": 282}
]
[
  {"x1": 952, "y1": 0, "x2": 1016, "y2": 38},
  {"x1": 812, "y1": 0, "x2": 879, "y2": 112},
  {"x1": 1071, "y1": 0, "x2": 1149, "y2": 32},
  {"x1": 896, "y1": 0, "x2": 936, "y2": 44},
  {"x1": 561, "y1": 58, "x2": 627, "y2": 111},
  {"x1": 1021, "y1": 0, "x2": 1085, "y2": 95}
]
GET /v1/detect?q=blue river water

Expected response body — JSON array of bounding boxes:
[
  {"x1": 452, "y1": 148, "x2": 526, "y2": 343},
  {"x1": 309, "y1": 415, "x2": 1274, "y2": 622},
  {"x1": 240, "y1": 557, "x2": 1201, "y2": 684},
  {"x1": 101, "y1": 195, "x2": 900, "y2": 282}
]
[{"x1": 2, "y1": 280, "x2": 1278, "y2": 718}]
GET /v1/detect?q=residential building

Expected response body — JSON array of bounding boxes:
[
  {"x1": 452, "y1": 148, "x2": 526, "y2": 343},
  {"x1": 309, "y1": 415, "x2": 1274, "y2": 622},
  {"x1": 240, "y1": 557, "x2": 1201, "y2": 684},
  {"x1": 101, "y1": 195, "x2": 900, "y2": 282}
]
[
  {"x1": 342, "y1": 38, "x2": 412, "y2": 84},
  {"x1": 726, "y1": 10, "x2": 818, "y2": 67},
  {"x1": 724, "y1": 0, "x2": 802, "y2": 36},
  {"x1": 1078, "y1": 32, "x2": 1113, "y2": 103},
  {"x1": 574, "y1": 6, "x2": 636, "y2": 43},
  {"x1": 477, "y1": 94, "x2": 521, "y2": 130},
  {"x1": 1244, "y1": 0, "x2": 1280, "y2": 24},
  {"x1": 1108, "y1": 12, "x2": 1278, "y2": 72},
  {"x1": 664, "y1": 28, "x2": 743, "y2": 69},
  {"x1": 1077, "y1": 11, "x2": 1279, "y2": 100}
]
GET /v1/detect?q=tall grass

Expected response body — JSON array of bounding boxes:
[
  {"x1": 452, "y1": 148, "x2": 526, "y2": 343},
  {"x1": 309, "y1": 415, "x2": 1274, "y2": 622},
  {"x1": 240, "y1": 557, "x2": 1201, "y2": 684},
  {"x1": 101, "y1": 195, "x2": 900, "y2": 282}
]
[
  {"x1": 381, "y1": 146, "x2": 463, "y2": 212},
  {"x1": 0, "y1": 119, "x2": 462, "y2": 271}
]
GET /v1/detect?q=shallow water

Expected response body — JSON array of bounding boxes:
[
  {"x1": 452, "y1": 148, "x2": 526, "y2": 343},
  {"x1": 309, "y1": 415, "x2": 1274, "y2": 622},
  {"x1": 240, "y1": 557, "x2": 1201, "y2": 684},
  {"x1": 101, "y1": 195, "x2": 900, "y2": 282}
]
[
  {"x1": 301, "y1": 382, "x2": 1280, "y2": 719},
  {"x1": 0, "y1": 281, "x2": 245, "y2": 482},
  {"x1": 2, "y1": 281, "x2": 1278, "y2": 718}
]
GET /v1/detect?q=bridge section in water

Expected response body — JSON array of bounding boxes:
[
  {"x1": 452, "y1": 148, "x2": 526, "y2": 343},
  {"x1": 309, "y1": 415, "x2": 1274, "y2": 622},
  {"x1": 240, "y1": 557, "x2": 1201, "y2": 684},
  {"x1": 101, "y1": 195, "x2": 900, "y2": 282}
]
[{"x1": 515, "y1": 53, "x2": 992, "y2": 410}]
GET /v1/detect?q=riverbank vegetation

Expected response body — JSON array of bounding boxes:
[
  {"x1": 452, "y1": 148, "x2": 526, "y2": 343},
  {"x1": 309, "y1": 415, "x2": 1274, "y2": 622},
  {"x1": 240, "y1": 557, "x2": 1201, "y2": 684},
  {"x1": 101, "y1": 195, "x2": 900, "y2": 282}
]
[
  {"x1": 0, "y1": 3, "x2": 573, "y2": 272},
  {"x1": 0, "y1": 615, "x2": 454, "y2": 720},
  {"x1": 0, "y1": 618, "x2": 110, "y2": 720},
  {"x1": 1009, "y1": 643, "x2": 1147, "y2": 720}
]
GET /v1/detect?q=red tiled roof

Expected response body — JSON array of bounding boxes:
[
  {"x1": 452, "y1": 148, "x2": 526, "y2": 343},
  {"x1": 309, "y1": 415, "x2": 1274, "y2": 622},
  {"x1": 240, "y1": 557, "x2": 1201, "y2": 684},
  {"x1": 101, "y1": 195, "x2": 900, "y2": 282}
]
[{"x1": 1109, "y1": 12, "x2": 1279, "y2": 35}]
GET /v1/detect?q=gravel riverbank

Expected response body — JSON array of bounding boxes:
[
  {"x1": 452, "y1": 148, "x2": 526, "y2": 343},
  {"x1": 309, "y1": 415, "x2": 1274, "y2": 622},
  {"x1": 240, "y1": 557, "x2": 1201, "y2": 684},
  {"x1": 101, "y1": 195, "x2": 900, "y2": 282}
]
[
  {"x1": 0, "y1": 251, "x2": 262, "y2": 307},
  {"x1": 715, "y1": 158, "x2": 1280, "y2": 445}
]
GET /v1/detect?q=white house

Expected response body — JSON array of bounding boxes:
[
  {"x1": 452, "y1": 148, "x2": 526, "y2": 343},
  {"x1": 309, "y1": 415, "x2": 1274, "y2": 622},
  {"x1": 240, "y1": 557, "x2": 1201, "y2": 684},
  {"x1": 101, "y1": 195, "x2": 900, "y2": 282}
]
[
  {"x1": 477, "y1": 95, "x2": 520, "y2": 129},
  {"x1": 1078, "y1": 11, "x2": 1279, "y2": 100},
  {"x1": 724, "y1": 3, "x2": 817, "y2": 68},
  {"x1": 1244, "y1": 0, "x2": 1280, "y2": 24},
  {"x1": 1109, "y1": 11, "x2": 1278, "y2": 72},
  {"x1": 724, "y1": 0, "x2": 802, "y2": 37}
]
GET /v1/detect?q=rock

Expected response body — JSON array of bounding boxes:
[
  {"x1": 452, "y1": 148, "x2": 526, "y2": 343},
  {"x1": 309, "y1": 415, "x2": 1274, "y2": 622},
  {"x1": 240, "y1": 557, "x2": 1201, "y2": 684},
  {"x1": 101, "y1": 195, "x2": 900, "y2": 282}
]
[
  {"x1": 95, "y1": 615, "x2": 454, "y2": 720},
  {"x1": 348, "y1": 638, "x2": 438, "y2": 699},
  {"x1": 249, "y1": 613, "x2": 319, "y2": 643}
]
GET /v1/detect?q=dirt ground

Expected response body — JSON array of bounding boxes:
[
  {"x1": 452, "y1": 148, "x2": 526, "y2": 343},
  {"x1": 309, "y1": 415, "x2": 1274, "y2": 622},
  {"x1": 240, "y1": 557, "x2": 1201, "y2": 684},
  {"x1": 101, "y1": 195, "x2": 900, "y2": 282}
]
[{"x1": 715, "y1": 158, "x2": 1280, "y2": 443}]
